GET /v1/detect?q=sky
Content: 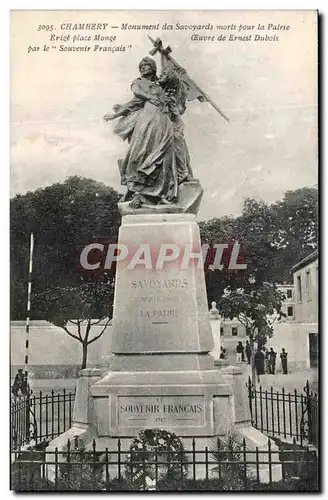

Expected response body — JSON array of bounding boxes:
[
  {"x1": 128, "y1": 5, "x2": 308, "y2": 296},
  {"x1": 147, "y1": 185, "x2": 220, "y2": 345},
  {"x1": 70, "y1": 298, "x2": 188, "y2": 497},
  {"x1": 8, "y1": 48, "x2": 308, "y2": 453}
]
[{"x1": 10, "y1": 10, "x2": 318, "y2": 220}]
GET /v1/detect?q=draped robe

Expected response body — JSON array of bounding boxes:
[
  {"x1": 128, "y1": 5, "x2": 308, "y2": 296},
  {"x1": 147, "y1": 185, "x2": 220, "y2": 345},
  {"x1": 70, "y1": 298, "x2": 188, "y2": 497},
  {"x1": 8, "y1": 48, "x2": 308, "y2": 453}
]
[{"x1": 113, "y1": 76, "x2": 191, "y2": 202}]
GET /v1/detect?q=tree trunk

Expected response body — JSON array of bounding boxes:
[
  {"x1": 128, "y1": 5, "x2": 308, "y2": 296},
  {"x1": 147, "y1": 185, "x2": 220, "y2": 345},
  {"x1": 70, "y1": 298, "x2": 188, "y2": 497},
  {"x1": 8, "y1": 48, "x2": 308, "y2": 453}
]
[
  {"x1": 249, "y1": 335, "x2": 256, "y2": 388},
  {"x1": 81, "y1": 343, "x2": 88, "y2": 369}
]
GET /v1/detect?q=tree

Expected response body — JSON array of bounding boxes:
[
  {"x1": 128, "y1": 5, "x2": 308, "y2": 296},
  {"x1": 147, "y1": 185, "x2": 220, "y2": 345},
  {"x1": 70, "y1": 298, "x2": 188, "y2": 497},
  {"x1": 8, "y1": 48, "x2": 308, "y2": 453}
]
[
  {"x1": 233, "y1": 199, "x2": 281, "y2": 286},
  {"x1": 34, "y1": 280, "x2": 114, "y2": 369},
  {"x1": 10, "y1": 176, "x2": 121, "y2": 367},
  {"x1": 199, "y1": 187, "x2": 318, "y2": 302},
  {"x1": 217, "y1": 283, "x2": 286, "y2": 384},
  {"x1": 270, "y1": 187, "x2": 318, "y2": 282},
  {"x1": 199, "y1": 216, "x2": 247, "y2": 305}
]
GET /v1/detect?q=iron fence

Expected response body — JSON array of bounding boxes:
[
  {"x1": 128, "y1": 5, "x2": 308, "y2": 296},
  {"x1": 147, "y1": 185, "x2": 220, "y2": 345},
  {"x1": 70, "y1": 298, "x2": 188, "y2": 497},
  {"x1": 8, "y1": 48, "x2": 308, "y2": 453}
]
[
  {"x1": 11, "y1": 380, "x2": 319, "y2": 452},
  {"x1": 11, "y1": 436, "x2": 318, "y2": 491},
  {"x1": 247, "y1": 378, "x2": 318, "y2": 446},
  {"x1": 11, "y1": 389, "x2": 75, "y2": 450}
]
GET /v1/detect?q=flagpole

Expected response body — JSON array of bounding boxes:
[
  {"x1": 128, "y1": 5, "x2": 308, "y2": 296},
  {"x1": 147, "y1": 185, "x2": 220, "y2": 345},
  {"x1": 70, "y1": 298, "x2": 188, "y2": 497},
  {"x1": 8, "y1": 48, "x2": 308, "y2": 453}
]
[
  {"x1": 147, "y1": 35, "x2": 230, "y2": 123},
  {"x1": 24, "y1": 232, "x2": 34, "y2": 392}
]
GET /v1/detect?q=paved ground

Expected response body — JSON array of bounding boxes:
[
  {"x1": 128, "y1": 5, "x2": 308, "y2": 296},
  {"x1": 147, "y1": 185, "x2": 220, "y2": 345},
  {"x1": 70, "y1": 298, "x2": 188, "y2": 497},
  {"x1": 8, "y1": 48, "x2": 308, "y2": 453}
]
[
  {"x1": 236, "y1": 363, "x2": 318, "y2": 393},
  {"x1": 20, "y1": 366, "x2": 318, "y2": 396}
]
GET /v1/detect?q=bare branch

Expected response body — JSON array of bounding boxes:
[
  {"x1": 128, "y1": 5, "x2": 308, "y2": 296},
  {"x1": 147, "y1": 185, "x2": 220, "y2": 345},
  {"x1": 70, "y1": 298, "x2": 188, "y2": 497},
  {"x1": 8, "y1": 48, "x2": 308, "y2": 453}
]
[
  {"x1": 238, "y1": 313, "x2": 251, "y2": 329},
  {"x1": 87, "y1": 318, "x2": 111, "y2": 345},
  {"x1": 90, "y1": 317, "x2": 107, "y2": 326},
  {"x1": 76, "y1": 320, "x2": 84, "y2": 342},
  {"x1": 84, "y1": 319, "x2": 92, "y2": 343},
  {"x1": 60, "y1": 325, "x2": 81, "y2": 343},
  {"x1": 68, "y1": 319, "x2": 79, "y2": 325}
]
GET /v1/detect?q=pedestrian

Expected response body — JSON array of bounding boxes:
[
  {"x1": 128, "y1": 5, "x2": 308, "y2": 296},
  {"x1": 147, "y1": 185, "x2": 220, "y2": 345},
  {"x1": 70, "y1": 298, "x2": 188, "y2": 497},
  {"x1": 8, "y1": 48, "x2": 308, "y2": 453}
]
[
  {"x1": 241, "y1": 342, "x2": 245, "y2": 362},
  {"x1": 254, "y1": 348, "x2": 265, "y2": 383},
  {"x1": 269, "y1": 348, "x2": 277, "y2": 374},
  {"x1": 280, "y1": 348, "x2": 288, "y2": 374},
  {"x1": 11, "y1": 369, "x2": 27, "y2": 397},
  {"x1": 245, "y1": 340, "x2": 252, "y2": 364},
  {"x1": 264, "y1": 349, "x2": 270, "y2": 374},
  {"x1": 236, "y1": 341, "x2": 243, "y2": 363}
]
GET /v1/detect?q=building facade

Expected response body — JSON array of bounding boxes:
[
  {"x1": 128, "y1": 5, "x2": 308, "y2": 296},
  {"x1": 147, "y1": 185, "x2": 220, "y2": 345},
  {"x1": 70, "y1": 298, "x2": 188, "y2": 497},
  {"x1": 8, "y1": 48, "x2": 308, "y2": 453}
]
[
  {"x1": 214, "y1": 251, "x2": 318, "y2": 371},
  {"x1": 277, "y1": 283, "x2": 295, "y2": 321},
  {"x1": 292, "y1": 250, "x2": 318, "y2": 324}
]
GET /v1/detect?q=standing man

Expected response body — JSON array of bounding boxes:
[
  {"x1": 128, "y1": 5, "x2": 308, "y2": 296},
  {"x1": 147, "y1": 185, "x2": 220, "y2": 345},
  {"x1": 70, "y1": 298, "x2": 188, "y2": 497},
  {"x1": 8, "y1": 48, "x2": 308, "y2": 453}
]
[
  {"x1": 245, "y1": 340, "x2": 252, "y2": 365},
  {"x1": 269, "y1": 348, "x2": 277, "y2": 375},
  {"x1": 241, "y1": 342, "x2": 245, "y2": 362},
  {"x1": 236, "y1": 341, "x2": 243, "y2": 363},
  {"x1": 11, "y1": 369, "x2": 27, "y2": 397},
  {"x1": 264, "y1": 349, "x2": 270, "y2": 374},
  {"x1": 280, "y1": 348, "x2": 288, "y2": 374},
  {"x1": 254, "y1": 347, "x2": 265, "y2": 383}
]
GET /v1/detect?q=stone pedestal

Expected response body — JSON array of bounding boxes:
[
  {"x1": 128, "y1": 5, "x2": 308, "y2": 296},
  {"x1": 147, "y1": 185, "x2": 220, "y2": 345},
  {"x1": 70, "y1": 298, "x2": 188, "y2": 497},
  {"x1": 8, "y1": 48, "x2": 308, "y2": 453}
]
[
  {"x1": 91, "y1": 213, "x2": 233, "y2": 441},
  {"x1": 209, "y1": 301, "x2": 221, "y2": 360},
  {"x1": 47, "y1": 212, "x2": 281, "y2": 483}
]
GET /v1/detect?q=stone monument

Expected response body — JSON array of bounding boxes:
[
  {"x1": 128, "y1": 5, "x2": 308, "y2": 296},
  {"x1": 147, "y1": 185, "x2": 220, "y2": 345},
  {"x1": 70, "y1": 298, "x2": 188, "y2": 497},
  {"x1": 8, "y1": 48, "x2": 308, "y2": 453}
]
[{"x1": 47, "y1": 38, "x2": 281, "y2": 482}]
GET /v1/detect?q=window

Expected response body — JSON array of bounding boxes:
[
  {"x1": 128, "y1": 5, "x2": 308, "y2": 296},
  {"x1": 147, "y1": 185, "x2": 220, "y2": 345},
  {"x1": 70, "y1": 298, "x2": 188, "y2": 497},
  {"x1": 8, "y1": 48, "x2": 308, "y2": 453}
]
[
  {"x1": 287, "y1": 289, "x2": 293, "y2": 299},
  {"x1": 305, "y1": 270, "x2": 312, "y2": 300},
  {"x1": 287, "y1": 306, "x2": 294, "y2": 317},
  {"x1": 232, "y1": 327, "x2": 238, "y2": 336},
  {"x1": 297, "y1": 275, "x2": 302, "y2": 302},
  {"x1": 220, "y1": 326, "x2": 224, "y2": 336}
]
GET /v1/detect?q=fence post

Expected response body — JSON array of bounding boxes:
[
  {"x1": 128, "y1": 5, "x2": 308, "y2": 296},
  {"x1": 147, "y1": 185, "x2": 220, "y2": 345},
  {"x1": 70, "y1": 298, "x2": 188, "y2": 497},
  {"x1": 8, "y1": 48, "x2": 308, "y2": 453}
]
[
  {"x1": 259, "y1": 386, "x2": 263, "y2": 432},
  {"x1": 271, "y1": 386, "x2": 275, "y2": 437},
  {"x1": 68, "y1": 392, "x2": 72, "y2": 428},
  {"x1": 67, "y1": 439, "x2": 71, "y2": 486},
  {"x1": 54, "y1": 447, "x2": 58, "y2": 490},
  {"x1": 282, "y1": 387, "x2": 286, "y2": 438},
  {"x1": 247, "y1": 376, "x2": 253, "y2": 423},
  {"x1": 242, "y1": 438, "x2": 247, "y2": 489},
  {"x1": 51, "y1": 390, "x2": 55, "y2": 440},
  {"x1": 63, "y1": 389, "x2": 66, "y2": 432},
  {"x1": 192, "y1": 438, "x2": 196, "y2": 481},
  {"x1": 39, "y1": 391, "x2": 42, "y2": 444},
  {"x1": 154, "y1": 448, "x2": 158, "y2": 485},
  {"x1": 255, "y1": 446, "x2": 260, "y2": 484},
  {"x1": 25, "y1": 392, "x2": 31, "y2": 443},
  {"x1": 267, "y1": 439, "x2": 272, "y2": 486},
  {"x1": 205, "y1": 446, "x2": 209, "y2": 481},
  {"x1": 105, "y1": 448, "x2": 109, "y2": 489},
  {"x1": 92, "y1": 438, "x2": 97, "y2": 490},
  {"x1": 294, "y1": 389, "x2": 299, "y2": 441},
  {"x1": 117, "y1": 438, "x2": 121, "y2": 479}
]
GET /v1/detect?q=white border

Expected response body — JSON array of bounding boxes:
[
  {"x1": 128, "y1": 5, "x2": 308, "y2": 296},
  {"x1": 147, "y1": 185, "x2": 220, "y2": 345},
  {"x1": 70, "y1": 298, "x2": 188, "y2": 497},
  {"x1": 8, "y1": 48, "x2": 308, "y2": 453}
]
[{"x1": 3, "y1": 2, "x2": 325, "y2": 499}]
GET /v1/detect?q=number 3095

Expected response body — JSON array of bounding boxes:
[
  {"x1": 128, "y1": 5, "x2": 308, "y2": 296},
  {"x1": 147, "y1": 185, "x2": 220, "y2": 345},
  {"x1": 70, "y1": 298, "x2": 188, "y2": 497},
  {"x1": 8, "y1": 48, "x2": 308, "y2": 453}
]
[{"x1": 37, "y1": 25, "x2": 54, "y2": 31}]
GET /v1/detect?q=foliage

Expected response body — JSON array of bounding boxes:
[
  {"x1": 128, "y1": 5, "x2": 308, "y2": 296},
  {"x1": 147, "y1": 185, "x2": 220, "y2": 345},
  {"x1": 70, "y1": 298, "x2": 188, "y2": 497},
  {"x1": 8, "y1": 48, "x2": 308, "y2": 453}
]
[
  {"x1": 199, "y1": 187, "x2": 318, "y2": 302},
  {"x1": 11, "y1": 436, "x2": 319, "y2": 492},
  {"x1": 270, "y1": 187, "x2": 318, "y2": 282},
  {"x1": 199, "y1": 216, "x2": 246, "y2": 304},
  {"x1": 10, "y1": 175, "x2": 121, "y2": 320},
  {"x1": 217, "y1": 283, "x2": 286, "y2": 347},
  {"x1": 10, "y1": 176, "x2": 120, "y2": 368},
  {"x1": 56, "y1": 437, "x2": 104, "y2": 491},
  {"x1": 125, "y1": 428, "x2": 188, "y2": 489},
  {"x1": 209, "y1": 432, "x2": 249, "y2": 490},
  {"x1": 157, "y1": 476, "x2": 319, "y2": 492}
]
